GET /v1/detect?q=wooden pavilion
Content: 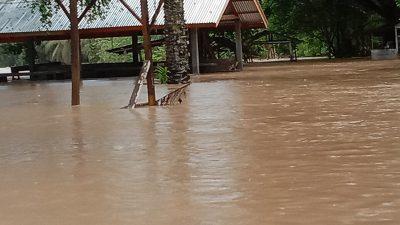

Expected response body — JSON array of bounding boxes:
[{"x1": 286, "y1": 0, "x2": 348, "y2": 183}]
[{"x1": 0, "y1": 0, "x2": 268, "y2": 105}]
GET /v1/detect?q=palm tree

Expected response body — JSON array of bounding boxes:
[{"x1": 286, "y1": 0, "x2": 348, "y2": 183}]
[
  {"x1": 36, "y1": 40, "x2": 71, "y2": 64},
  {"x1": 164, "y1": 0, "x2": 190, "y2": 84}
]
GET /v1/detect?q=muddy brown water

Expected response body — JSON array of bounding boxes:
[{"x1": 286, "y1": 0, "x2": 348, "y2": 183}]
[{"x1": 1, "y1": 60, "x2": 400, "y2": 225}]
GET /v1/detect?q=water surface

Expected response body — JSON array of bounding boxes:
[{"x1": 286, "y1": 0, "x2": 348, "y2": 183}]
[{"x1": 1, "y1": 60, "x2": 399, "y2": 225}]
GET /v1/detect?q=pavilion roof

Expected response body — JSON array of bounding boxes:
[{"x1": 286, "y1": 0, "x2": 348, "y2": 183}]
[{"x1": 0, "y1": 0, "x2": 268, "y2": 43}]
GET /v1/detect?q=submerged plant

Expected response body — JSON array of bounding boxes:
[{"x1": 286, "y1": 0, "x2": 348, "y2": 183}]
[{"x1": 155, "y1": 65, "x2": 169, "y2": 84}]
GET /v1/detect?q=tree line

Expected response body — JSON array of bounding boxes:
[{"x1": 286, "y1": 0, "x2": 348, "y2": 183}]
[
  {"x1": 263, "y1": 0, "x2": 400, "y2": 58},
  {"x1": 2, "y1": 0, "x2": 400, "y2": 69}
]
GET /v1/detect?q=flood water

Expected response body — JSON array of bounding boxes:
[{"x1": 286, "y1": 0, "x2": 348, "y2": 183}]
[{"x1": 1, "y1": 60, "x2": 400, "y2": 225}]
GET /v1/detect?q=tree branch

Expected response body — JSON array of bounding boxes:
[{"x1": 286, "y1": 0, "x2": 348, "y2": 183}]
[
  {"x1": 150, "y1": 0, "x2": 164, "y2": 29},
  {"x1": 119, "y1": 0, "x2": 144, "y2": 25},
  {"x1": 78, "y1": 0, "x2": 98, "y2": 23},
  {"x1": 55, "y1": 0, "x2": 70, "y2": 21}
]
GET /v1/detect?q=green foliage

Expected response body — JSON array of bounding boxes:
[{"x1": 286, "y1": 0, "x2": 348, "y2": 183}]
[
  {"x1": 154, "y1": 65, "x2": 169, "y2": 84},
  {"x1": 25, "y1": 0, "x2": 112, "y2": 27},
  {"x1": 296, "y1": 36, "x2": 328, "y2": 57},
  {"x1": 209, "y1": 31, "x2": 235, "y2": 59},
  {"x1": 82, "y1": 37, "x2": 165, "y2": 64},
  {"x1": 152, "y1": 46, "x2": 166, "y2": 62},
  {"x1": 36, "y1": 41, "x2": 71, "y2": 64},
  {"x1": 1, "y1": 43, "x2": 24, "y2": 55},
  {"x1": 0, "y1": 44, "x2": 25, "y2": 67},
  {"x1": 27, "y1": 0, "x2": 54, "y2": 27},
  {"x1": 78, "y1": 0, "x2": 111, "y2": 21},
  {"x1": 264, "y1": 0, "x2": 400, "y2": 58},
  {"x1": 210, "y1": 30, "x2": 269, "y2": 61},
  {"x1": 0, "y1": 36, "x2": 170, "y2": 67},
  {"x1": 81, "y1": 37, "x2": 133, "y2": 63}
]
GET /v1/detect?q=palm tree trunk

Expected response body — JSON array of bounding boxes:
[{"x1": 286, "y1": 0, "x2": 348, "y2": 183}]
[{"x1": 164, "y1": 0, "x2": 190, "y2": 84}]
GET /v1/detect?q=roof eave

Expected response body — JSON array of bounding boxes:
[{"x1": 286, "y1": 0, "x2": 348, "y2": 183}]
[
  {"x1": 252, "y1": 0, "x2": 269, "y2": 29},
  {"x1": 216, "y1": 0, "x2": 269, "y2": 29}
]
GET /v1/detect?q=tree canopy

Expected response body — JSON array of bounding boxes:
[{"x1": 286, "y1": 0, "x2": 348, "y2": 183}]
[
  {"x1": 25, "y1": 0, "x2": 112, "y2": 26},
  {"x1": 263, "y1": 0, "x2": 400, "y2": 57},
  {"x1": 2, "y1": 0, "x2": 399, "y2": 64}
]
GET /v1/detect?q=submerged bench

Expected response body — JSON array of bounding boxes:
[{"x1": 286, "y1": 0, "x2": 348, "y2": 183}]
[{"x1": 0, "y1": 72, "x2": 28, "y2": 82}]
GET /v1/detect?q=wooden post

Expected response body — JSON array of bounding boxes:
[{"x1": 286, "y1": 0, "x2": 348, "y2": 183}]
[
  {"x1": 125, "y1": 60, "x2": 151, "y2": 109},
  {"x1": 132, "y1": 34, "x2": 139, "y2": 63},
  {"x1": 70, "y1": 0, "x2": 81, "y2": 106},
  {"x1": 190, "y1": 28, "x2": 200, "y2": 74},
  {"x1": 235, "y1": 20, "x2": 243, "y2": 71},
  {"x1": 26, "y1": 40, "x2": 36, "y2": 74},
  {"x1": 141, "y1": 0, "x2": 156, "y2": 106}
]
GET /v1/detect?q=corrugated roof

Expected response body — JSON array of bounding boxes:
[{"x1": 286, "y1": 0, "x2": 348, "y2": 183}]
[
  {"x1": 0, "y1": 0, "x2": 267, "y2": 35},
  {"x1": 232, "y1": 0, "x2": 268, "y2": 27}
]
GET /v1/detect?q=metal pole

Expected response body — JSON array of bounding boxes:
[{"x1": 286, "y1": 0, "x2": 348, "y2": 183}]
[
  {"x1": 141, "y1": 0, "x2": 157, "y2": 106},
  {"x1": 395, "y1": 26, "x2": 399, "y2": 55},
  {"x1": 371, "y1": 35, "x2": 374, "y2": 50},
  {"x1": 288, "y1": 41, "x2": 294, "y2": 61},
  {"x1": 70, "y1": 0, "x2": 80, "y2": 106},
  {"x1": 190, "y1": 28, "x2": 200, "y2": 74},
  {"x1": 235, "y1": 20, "x2": 243, "y2": 71}
]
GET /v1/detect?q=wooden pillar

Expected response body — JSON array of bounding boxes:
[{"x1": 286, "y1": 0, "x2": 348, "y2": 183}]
[
  {"x1": 141, "y1": 0, "x2": 156, "y2": 106},
  {"x1": 132, "y1": 34, "x2": 139, "y2": 63},
  {"x1": 235, "y1": 20, "x2": 243, "y2": 71},
  {"x1": 395, "y1": 26, "x2": 399, "y2": 54},
  {"x1": 26, "y1": 40, "x2": 36, "y2": 73},
  {"x1": 70, "y1": 0, "x2": 81, "y2": 106},
  {"x1": 190, "y1": 28, "x2": 200, "y2": 75},
  {"x1": 198, "y1": 30, "x2": 205, "y2": 60}
]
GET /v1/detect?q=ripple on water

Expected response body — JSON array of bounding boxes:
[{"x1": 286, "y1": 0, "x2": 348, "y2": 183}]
[{"x1": 1, "y1": 61, "x2": 400, "y2": 225}]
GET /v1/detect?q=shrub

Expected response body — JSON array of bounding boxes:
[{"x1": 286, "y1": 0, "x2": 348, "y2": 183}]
[{"x1": 154, "y1": 65, "x2": 168, "y2": 84}]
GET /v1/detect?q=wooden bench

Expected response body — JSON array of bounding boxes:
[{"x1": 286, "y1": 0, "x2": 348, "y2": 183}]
[{"x1": 0, "y1": 72, "x2": 29, "y2": 82}]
